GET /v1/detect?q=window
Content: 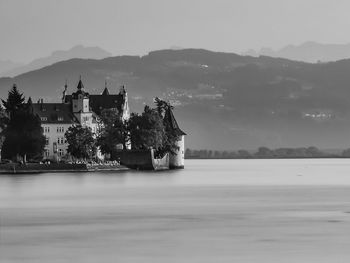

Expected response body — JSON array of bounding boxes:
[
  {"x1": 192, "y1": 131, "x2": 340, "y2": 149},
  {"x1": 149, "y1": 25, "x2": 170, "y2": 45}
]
[
  {"x1": 58, "y1": 149, "x2": 64, "y2": 156},
  {"x1": 45, "y1": 137, "x2": 49, "y2": 145},
  {"x1": 45, "y1": 149, "x2": 50, "y2": 157},
  {"x1": 57, "y1": 137, "x2": 65, "y2": 145},
  {"x1": 57, "y1": 127, "x2": 64, "y2": 133},
  {"x1": 58, "y1": 117, "x2": 63, "y2": 121},
  {"x1": 44, "y1": 127, "x2": 50, "y2": 133},
  {"x1": 83, "y1": 116, "x2": 89, "y2": 122},
  {"x1": 41, "y1": 117, "x2": 47, "y2": 121}
]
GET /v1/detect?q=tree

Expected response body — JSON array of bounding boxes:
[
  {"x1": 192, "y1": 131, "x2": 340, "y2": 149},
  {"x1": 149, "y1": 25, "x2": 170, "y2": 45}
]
[
  {"x1": 237, "y1": 149, "x2": 251, "y2": 158},
  {"x1": 154, "y1": 97, "x2": 172, "y2": 116},
  {"x1": 185, "y1": 148, "x2": 192, "y2": 158},
  {"x1": 65, "y1": 125, "x2": 96, "y2": 160},
  {"x1": 154, "y1": 98, "x2": 180, "y2": 156},
  {"x1": 342, "y1": 148, "x2": 350, "y2": 157},
  {"x1": 255, "y1": 147, "x2": 274, "y2": 158},
  {"x1": 2, "y1": 84, "x2": 25, "y2": 117},
  {"x1": 1, "y1": 90, "x2": 45, "y2": 162},
  {"x1": 96, "y1": 109, "x2": 129, "y2": 159},
  {"x1": 128, "y1": 106, "x2": 165, "y2": 154},
  {"x1": 0, "y1": 105, "x2": 8, "y2": 160}
]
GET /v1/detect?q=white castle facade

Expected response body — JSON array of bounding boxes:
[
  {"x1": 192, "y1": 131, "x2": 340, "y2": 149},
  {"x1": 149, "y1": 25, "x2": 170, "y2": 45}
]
[{"x1": 32, "y1": 79, "x2": 129, "y2": 160}]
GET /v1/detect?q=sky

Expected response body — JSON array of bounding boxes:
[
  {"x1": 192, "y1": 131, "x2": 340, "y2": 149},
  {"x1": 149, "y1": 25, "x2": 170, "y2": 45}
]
[{"x1": 1, "y1": 0, "x2": 350, "y2": 63}]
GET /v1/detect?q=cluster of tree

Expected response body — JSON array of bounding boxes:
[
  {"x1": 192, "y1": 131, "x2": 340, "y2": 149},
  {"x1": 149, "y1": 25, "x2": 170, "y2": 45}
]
[
  {"x1": 128, "y1": 98, "x2": 179, "y2": 157},
  {"x1": 0, "y1": 85, "x2": 46, "y2": 162},
  {"x1": 185, "y1": 146, "x2": 339, "y2": 159},
  {"x1": 340, "y1": 148, "x2": 350, "y2": 157},
  {"x1": 0, "y1": 105, "x2": 7, "y2": 156},
  {"x1": 64, "y1": 97, "x2": 179, "y2": 160}
]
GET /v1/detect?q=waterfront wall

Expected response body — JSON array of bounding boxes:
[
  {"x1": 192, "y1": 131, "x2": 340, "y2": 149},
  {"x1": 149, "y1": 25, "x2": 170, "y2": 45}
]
[
  {"x1": 170, "y1": 135, "x2": 185, "y2": 169},
  {"x1": 116, "y1": 149, "x2": 169, "y2": 170}
]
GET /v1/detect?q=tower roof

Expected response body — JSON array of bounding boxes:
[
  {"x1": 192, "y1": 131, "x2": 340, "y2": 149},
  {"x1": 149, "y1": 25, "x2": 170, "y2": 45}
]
[
  {"x1": 72, "y1": 78, "x2": 89, "y2": 98},
  {"x1": 77, "y1": 79, "x2": 84, "y2": 90},
  {"x1": 102, "y1": 80, "x2": 110, "y2": 95},
  {"x1": 164, "y1": 107, "x2": 186, "y2": 136},
  {"x1": 102, "y1": 87, "x2": 110, "y2": 95}
]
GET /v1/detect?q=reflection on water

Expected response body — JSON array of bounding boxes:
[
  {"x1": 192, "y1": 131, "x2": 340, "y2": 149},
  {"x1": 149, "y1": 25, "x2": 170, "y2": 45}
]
[{"x1": 1, "y1": 159, "x2": 350, "y2": 262}]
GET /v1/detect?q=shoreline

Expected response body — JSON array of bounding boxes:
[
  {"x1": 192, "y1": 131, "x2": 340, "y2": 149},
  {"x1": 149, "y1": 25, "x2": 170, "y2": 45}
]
[
  {"x1": 0, "y1": 163, "x2": 130, "y2": 174},
  {"x1": 185, "y1": 156, "x2": 350, "y2": 160}
]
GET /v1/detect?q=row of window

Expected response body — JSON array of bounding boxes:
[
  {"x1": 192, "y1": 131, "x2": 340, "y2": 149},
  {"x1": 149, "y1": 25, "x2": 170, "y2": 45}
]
[
  {"x1": 45, "y1": 137, "x2": 66, "y2": 145},
  {"x1": 43, "y1": 127, "x2": 65, "y2": 133},
  {"x1": 57, "y1": 137, "x2": 66, "y2": 145},
  {"x1": 44, "y1": 149, "x2": 65, "y2": 157},
  {"x1": 57, "y1": 127, "x2": 64, "y2": 133},
  {"x1": 41, "y1": 117, "x2": 64, "y2": 122}
]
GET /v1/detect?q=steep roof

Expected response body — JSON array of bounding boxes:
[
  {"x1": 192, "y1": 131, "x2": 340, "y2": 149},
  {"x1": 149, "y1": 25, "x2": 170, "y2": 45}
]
[
  {"x1": 72, "y1": 79, "x2": 89, "y2": 99},
  {"x1": 164, "y1": 107, "x2": 186, "y2": 136},
  {"x1": 32, "y1": 103, "x2": 79, "y2": 124},
  {"x1": 89, "y1": 94, "x2": 125, "y2": 115},
  {"x1": 102, "y1": 87, "x2": 110, "y2": 95},
  {"x1": 77, "y1": 79, "x2": 84, "y2": 90},
  {"x1": 65, "y1": 93, "x2": 126, "y2": 115}
]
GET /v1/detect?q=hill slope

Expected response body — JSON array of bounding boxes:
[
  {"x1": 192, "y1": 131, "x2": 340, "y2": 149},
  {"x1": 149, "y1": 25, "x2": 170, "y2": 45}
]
[{"x1": 1, "y1": 49, "x2": 350, "y2": 150}]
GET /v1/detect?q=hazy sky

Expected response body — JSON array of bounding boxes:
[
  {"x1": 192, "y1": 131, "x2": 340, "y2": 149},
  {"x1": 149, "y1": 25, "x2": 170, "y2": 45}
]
[{"x1": 1, "y1": 0, "x2": 350, "y2": 63}]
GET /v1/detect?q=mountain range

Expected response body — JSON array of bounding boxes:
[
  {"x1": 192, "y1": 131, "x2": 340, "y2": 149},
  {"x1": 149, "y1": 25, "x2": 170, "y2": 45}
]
[
  {"x1": 0, "y1": 60, "x2": 23, "y2": 76},
  {"x1": 0, "y1": 45, "x2": 112, "y2": 77},
  {"x1": 243, "y1": 42, "x2": 350, "y2": 63},
  {"x1": 2, "y1": 48, "x2": 350, "y2": 150}
]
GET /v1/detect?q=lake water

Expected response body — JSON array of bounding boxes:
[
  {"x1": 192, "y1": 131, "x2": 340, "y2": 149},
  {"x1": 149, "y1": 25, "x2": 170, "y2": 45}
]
[{"x1": 1, "y1": 159, "x2": 350, "y2": 263}]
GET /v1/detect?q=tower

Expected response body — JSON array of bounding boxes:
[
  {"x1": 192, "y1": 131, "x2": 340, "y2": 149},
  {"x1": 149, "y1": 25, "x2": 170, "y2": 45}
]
[
  {"x1": 62, "y1": 80, "x2": 68, "y2": 103},
  {"x1": 164, "y1": 107, "x2": 186, "y2": 169},
  {"x1": 119, "y1": 85, "x2": 130, "y2": 122},
  {"x1": 71, "y1": 78, "x2": 93, "y2": 127}
]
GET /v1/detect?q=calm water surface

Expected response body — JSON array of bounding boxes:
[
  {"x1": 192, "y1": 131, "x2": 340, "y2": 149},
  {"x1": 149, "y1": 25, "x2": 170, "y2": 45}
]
[{"x1": 1, "y1": 159, "x2": 350, "y2": 262}]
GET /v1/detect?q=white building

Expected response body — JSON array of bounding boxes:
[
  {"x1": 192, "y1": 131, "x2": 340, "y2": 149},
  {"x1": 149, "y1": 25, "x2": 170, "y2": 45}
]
[{"x1": 32, "y1": 79, "x2": 129, "y2": 160}]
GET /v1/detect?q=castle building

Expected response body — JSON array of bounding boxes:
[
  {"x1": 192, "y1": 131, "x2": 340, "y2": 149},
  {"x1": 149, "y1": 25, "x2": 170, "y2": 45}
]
[{"x1": 32, "y1": 79, "x2": 129, "y2": 159}]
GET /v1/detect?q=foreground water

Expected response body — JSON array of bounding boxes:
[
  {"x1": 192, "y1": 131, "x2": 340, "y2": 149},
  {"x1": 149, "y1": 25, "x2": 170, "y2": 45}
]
[{"x1": 1, "y1": 159, "x2": 350, "y2": 262}]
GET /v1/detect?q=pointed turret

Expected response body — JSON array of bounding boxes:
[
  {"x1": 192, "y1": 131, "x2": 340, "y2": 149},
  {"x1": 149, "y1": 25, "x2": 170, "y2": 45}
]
[
  {"x1": 164, "y1": 107, "x2": 186, "y2": 136},
  {"x1": 164, "y1": 107, "x2": 186, "y2": 169},
  {"x1": 27, "y1": 97, "x2": 34, "y2": 114},
  {"x1": 77, "y1": 78, "x2": 84, "y2": 91},
  {"x1": 102, "y1": 80, "x2": 110, "y2": 95},
  {"x1": 71, "y1": 77, "x2": 90, "y2": 113},
  {"x1": 62, "y1": 80, "x2": 68, "y2": 103}
]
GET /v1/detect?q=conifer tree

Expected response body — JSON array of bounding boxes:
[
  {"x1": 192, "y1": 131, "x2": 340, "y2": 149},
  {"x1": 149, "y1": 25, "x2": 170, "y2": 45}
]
[
  {"x1": 2, "y1": 84, "x2": 25, "y2": 117},
  {"x1": 1, "y1": 86, "x2": 45, "y2": 162},
  {"x1": 154, "y1": 97, "x2": 179, "y2": 156}
]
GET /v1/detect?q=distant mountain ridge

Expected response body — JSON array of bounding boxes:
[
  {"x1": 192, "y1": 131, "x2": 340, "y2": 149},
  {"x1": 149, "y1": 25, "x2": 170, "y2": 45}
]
[
  {"x1": 2, "y1": 48, "x2": 350, "y2": 150},
  {"x1": 243, "y1": 41, "x2": 350, "y2": 63},
  {"x1": 0, "y1": 60, "x2": 23, "y2": 76},
  {"x1": 1, "y1": 45, "x2": 112, "y2": 77}
]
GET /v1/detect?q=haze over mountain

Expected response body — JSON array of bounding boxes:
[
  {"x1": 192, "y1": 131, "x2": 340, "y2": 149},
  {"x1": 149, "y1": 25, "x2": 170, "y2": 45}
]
[
  {"x1": 0, "y1": 60, "x2": 23, "y2": 76},
  {"x1": 243, "y1": 42, "x2": 350, "y2": 63},
  {"x1": 2, "y1": 48, "x2": 350, "y2": 151},
  {"x1": 0, "y1": 45, "x2": 112, "y2": 77}
]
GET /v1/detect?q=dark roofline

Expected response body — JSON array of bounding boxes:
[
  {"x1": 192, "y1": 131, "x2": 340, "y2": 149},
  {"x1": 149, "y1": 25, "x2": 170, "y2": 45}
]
[{"x1": 164, "y1": 107, "x2": 186, "y2": 136}]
